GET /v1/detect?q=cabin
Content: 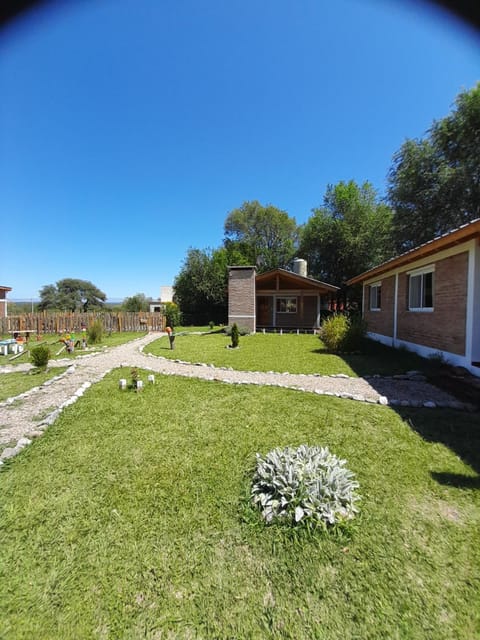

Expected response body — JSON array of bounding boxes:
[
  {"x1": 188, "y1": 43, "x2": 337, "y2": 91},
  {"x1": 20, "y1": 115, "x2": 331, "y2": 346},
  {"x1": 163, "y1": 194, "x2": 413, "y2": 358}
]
[
  {"x1": 228, "y1": 260, "x2": 338, "y2": 333},
  {"x1": 347, "y1": 219, "x2": 480, "y2": 376}
]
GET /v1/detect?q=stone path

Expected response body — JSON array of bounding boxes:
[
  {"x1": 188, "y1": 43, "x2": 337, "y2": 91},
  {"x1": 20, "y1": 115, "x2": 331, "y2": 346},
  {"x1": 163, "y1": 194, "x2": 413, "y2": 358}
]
[{"x1": 0, "y1": 333, "x2": 469, "y2": 464}]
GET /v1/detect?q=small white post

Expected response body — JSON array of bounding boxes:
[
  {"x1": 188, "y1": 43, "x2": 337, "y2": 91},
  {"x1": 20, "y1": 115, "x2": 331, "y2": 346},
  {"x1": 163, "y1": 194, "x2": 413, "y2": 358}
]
[
  {"x1": 119, "y1": 379, "x2": 127, "y2": 390},
  {"x1": 147, "y1": 374, "x2": 155, "y2": 384}
]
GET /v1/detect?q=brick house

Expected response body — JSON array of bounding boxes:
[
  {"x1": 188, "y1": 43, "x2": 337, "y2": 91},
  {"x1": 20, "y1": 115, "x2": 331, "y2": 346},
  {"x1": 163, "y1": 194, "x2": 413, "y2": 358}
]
[
  {"x1": 347, "y1": 219, "x2": 480, "y2": 376},
  {"x1": 0, "y1": 286, "x2": 12, "y2": 318},
  {"x1": 228, "y1": 260, "x2": 338, "y2": 333}
]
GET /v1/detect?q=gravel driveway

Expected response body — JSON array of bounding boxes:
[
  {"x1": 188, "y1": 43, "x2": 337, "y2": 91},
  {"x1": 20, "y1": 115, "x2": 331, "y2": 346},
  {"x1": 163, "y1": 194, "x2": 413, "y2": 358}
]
[{"x1": 0, "y1": 333, "x2": 468, "y2": 463}]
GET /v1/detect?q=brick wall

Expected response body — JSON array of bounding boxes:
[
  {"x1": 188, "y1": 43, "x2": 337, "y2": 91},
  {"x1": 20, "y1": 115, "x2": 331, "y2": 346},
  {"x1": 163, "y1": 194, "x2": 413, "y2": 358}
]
[
  {"x1": 228, "y1": 267, "x2": 256, "y2": 332},
  {"x1": 364, "y1": 275, "x2": 395, "y2": 338},
  {"x1": 397, "y1": 252, "x2": 468, "y2": 355}
]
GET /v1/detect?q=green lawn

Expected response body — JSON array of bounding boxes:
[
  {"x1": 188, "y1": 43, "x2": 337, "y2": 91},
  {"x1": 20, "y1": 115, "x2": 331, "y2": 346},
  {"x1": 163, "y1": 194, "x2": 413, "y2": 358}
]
[
  {"x1": 0, "y1": 367, "x2": 68, "y2": 403},
  {"x1": 1, "y1": 369, "x2": 479, "y2": 639},
  {"x1": 0, "y1": 331, "x2": 146, "y2": 366},
  {"x1": 144, "y1": 331, "x2": 442, "y2": 377}
]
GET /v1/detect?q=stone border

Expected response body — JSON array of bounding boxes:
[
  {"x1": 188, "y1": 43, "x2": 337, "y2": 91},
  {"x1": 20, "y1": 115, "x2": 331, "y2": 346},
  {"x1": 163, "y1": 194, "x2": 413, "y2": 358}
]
[
  {"x1": 140, "y1": 350, "x2": 472, "y2": 410},
  {"x1": 0, "y1": 368, "x2": 71, "y2": 408},
  {"x1": 0, "y1": 340, "x2": 474, "y2": 467},
  {"x1": 0, "y1": 367, "x2": 113, "y2": 465}
]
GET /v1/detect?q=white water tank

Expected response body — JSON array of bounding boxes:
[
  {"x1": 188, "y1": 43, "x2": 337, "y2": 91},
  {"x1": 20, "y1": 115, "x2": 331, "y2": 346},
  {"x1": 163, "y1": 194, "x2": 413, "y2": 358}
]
[{"x1": 292, "y1": 258, "x2": 307, "y2": 277}]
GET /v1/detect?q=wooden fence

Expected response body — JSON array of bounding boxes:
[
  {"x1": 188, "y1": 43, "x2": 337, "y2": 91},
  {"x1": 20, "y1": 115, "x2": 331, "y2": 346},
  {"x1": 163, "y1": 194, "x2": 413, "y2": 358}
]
[{"x1": 0, "y1": 312, "x2": 166, "y2": 335}]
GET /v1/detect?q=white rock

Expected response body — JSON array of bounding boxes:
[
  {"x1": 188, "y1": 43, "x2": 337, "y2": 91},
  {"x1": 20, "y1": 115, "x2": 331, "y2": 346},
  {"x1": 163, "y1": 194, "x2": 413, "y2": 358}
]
[{"x1": 1, "y1": 447, "x2": 18, "y2": 460}]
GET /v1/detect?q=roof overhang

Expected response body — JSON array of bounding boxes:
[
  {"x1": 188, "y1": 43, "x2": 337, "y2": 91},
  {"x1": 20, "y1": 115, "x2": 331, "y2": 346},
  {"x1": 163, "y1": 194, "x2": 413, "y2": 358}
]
[
  {"x1": 0, "y1": 286, "x2": 12, "y2": 292},
  {"x1": 256, "y1": 268, "x2": 338, "y2": 292},
  {"x1": 347, "y1": 218, "x2": 480, "y2": 285}
]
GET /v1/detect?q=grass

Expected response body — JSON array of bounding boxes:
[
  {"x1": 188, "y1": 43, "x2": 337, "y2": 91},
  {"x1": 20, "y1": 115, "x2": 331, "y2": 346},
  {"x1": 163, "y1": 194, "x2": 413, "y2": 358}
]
[
  {"x1": 0, "y1": 369, "x2": 479, "y2": 639},
  {"x1": 0, "y1": 331, "x2": 145, "y2": 366},
  {"x1": 0, "y1": 367, "x2": 68, "y2": 403},
  {"x1": 144, "y1": 331, "x2": 442, "y2": 377}
]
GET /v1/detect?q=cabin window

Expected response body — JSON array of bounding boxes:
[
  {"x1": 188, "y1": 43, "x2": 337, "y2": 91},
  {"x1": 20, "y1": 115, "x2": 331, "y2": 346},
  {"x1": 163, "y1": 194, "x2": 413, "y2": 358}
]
[
  {"x1": 408, "y1": 267, "x2": 434, "y2": 311},
  {"x1": 276, "y1": 297, "x2": 297, "y2": 313},
  {"x1": 369, "y1": 283, "x2": 381, "y2": 311}
]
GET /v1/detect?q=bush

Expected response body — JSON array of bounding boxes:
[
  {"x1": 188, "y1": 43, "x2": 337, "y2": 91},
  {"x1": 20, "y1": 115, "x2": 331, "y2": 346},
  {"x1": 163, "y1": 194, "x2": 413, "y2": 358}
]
[
  {"x1": 30, "y1": 344, "x2": 51, "y2": 368},
  {"x1": 320, "y1": 313, "x2": 366, "y2": 352},
  {"x1": 87, "y1": 320, "x2": 104, "y2": 344},
  {"x1": 208, "y1": 320, "x2": 215, "y2": 330},
  {"x1": 231, "y1": 323, "x2": 239, "y2": 348},
  {"x1": 251, "y1": 444, "x2": 360, "y2": 528},
  {"x1": 165, "y1": 302, "x2": 181, "y2": 329},
  {"x1": 224, "y1": 324, "x2": 251, "y2": 337}
]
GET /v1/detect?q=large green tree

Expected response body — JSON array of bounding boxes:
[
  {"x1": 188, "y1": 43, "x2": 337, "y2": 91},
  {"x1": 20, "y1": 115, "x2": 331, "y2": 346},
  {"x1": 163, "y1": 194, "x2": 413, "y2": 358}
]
[
  {"x1": 299, "y1": 181, "x2": 394, "y2": 287},
  {"x1": 38, "y1": 279, "x2": 106, "y2": 312},
  {"x1": 224, "y1": 200, "x2": 298, "y2": 272},
  {"x1": 174, "y1": 246, "x2": 247, "y2": 324},
  {"x1": 122, "y1": 293, "x2": 151, "y2": 312},
  {"x1": 388, "y1": 82, "x2": 480, "y2": 251}
]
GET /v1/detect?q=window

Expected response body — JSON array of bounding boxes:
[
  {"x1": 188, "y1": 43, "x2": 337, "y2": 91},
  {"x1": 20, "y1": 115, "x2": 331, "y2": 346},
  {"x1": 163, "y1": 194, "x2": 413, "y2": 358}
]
[
  {"x1": 276, "y1": 297, "x2": 297, "y2": 313},
  {"x1": 369, "y1": 283, "x2": 381, "y2": 311},
  {"x1": 408, "y1": 267, "x2": 434, "y2": 310}
]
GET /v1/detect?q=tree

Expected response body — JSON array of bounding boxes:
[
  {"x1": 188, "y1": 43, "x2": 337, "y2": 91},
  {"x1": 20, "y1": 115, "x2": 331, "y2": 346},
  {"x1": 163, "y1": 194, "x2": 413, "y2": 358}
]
[
  {"x1": 122, "y1": 293, "x2": 150, "y2": 312},
  {"x1": 224, "y1": 200, "x2": 298, "y2": 272},
  {"x1": 174, "y1": 245, "x2": 248, "y2": 325},
  {"x1": 37, "y1": 285, "x2": 57, "y2": 311},
  {"x1": 388, "y1": 82, "x2": 480, "y2": 251},
  {"x1": 299, "y1": 181, "x2": 394, "y2": 288},
  {"x1": 38, "y1": 279, "x2": 106, "y2": 312}
]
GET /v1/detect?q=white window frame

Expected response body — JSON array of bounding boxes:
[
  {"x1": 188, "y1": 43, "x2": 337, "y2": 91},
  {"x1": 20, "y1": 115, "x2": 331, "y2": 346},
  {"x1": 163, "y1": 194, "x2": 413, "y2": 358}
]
[
  {"x1": 276, "y1": 297, "x2": 297, "y2": 314},
  {"x1": 369, "y1": 282, "x2": 382, "y2": 311},
  {"x1": 408, "y1": 265, "x2": 435, "y2": 312}
]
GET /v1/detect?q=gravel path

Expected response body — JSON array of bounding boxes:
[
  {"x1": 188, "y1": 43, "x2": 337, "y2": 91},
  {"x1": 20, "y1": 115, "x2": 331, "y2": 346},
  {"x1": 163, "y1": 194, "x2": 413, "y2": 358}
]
[{"x1": 0, "y1": 332, "x2": 468, "y2": 462}]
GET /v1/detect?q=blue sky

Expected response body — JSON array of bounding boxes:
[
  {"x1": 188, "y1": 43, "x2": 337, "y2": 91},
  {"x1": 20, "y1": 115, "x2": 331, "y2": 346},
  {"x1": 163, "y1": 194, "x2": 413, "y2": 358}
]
[{"x1": 1, "y1": 0, "x2": 479, "y2": 301}]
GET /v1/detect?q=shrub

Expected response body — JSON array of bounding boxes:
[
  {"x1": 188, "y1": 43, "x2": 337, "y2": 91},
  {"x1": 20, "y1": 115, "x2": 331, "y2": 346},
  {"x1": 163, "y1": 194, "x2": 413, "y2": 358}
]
[
  {"x1": 320, "y1": 314, "x2": 366, "y2": 352},
  {"x1": 224, "y1": 324, "x2": 250, "y2": 337},
  {"x1": 251, "y1": 444, "x2": 360, "y2": 528},
  {"x1": 30, "y1": 344, "x2": 51, "y2": 368},
  {"x1": 319, "y1": 314, "x2": 348, "y2": 351},
  {"x1": 87, "y1": 320, "x2": 104, "y2": 344},
  {"x1": 130, "y1": 367, "x2": 139, "y2": 388},
  {"x1": 230, "y1": 323, "x2": 240, "y2": 348},
  {"x1": 165, "y1": 302, "x2": 181, "y2": 329},
  {"x1": 208, "y1": 320, "x2": 215, "y2": 330}
]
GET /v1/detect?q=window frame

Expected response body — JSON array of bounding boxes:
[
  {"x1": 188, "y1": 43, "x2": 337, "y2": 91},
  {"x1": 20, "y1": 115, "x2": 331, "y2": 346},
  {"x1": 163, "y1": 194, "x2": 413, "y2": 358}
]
[
  {"x1": 276, "y1": 296, "x2": 297, "y2": 314},
  {"x1": 369, "y1": 282, "x2": 382, "y2": 311},
  {"x1": 407, "y1": 265, "x2": 435, "y2": 312}
]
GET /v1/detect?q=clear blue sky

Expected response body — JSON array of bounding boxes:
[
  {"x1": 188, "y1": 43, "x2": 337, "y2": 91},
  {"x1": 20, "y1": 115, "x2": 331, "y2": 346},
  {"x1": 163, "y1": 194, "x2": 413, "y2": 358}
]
[{"x1": 1, "y1": 0, "x2": 479, "y2": 301}]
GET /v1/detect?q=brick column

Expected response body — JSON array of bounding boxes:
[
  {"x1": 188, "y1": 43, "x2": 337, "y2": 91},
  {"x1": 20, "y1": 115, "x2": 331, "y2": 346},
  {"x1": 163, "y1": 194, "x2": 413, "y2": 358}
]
[{"x1": 228, "y1": 266, "x2": 256, "y2": 333}]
